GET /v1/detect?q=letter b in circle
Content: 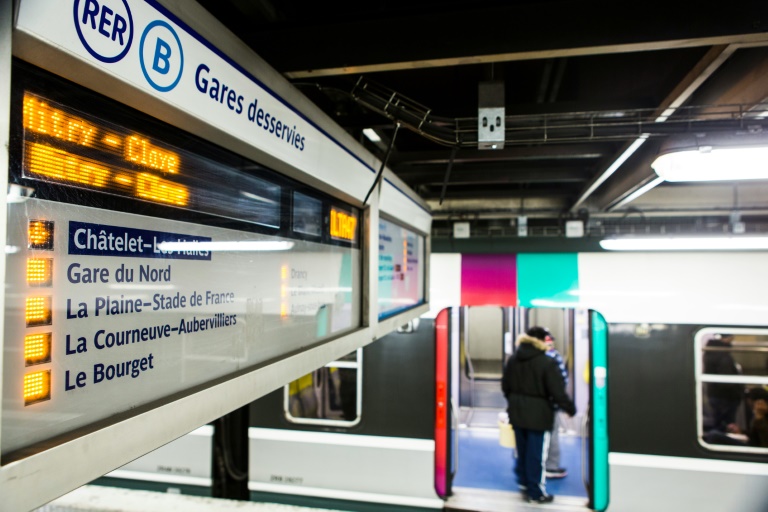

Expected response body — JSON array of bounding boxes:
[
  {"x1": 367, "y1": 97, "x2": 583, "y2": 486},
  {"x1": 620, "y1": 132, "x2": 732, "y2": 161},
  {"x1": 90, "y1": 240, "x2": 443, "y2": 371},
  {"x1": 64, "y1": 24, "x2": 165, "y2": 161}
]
[
  {"x1": 140, "y1": 20, "x2": 184, "y2": 92},
  {"x1": 152, "y1": 38, "x2": 172, "y2": 74}
]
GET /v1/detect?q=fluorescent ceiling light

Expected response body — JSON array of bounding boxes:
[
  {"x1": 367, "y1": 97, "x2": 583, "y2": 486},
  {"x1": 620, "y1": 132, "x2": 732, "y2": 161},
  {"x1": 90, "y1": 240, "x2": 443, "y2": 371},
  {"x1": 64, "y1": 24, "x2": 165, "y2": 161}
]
[
  {"x1": 652, "y1": 146, "x2": 768, "y2": 182},
  {"x1": 362, "y1": 128, "x2": 381, "y2": 142},
  {"x1": 157, "y1": 241, "x2": 295, "y2": 252},
  {"x1": 600, "y1": 236, "x2": 768, "y2": 251}
]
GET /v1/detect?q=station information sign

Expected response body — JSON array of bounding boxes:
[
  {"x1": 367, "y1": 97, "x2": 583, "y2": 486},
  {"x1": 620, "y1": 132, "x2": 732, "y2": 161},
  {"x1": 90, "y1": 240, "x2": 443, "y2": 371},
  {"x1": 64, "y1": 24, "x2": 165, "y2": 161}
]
[
  {"x1": 2, "y1": 85, "x2": 361, "y2": 460},
  {"x1": 3, "y1": 195, "x2": 361, "y2": 460},
  {"x1": 377, "y1": 218, "x2": 425, "y2": 319}
]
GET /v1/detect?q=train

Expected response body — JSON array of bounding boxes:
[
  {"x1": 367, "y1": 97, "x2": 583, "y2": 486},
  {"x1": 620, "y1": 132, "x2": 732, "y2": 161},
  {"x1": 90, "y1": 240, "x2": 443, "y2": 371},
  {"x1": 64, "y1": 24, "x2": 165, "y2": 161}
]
[{"x1": 102, "y1": 250, "x2": 768, "y2": 512}]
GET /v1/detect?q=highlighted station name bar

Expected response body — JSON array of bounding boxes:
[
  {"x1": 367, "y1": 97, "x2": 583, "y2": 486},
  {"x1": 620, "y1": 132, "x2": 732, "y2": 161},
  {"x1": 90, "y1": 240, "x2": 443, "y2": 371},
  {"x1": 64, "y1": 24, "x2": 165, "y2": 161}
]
[{"x1": 68, "y1": 221, "x2": 212, "y2": 260}]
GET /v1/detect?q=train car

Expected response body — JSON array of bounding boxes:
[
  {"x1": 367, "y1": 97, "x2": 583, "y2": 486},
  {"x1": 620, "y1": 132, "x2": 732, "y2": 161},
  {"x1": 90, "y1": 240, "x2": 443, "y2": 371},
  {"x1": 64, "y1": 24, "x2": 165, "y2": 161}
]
[
  {"x1": 0, "y1": 1, "x2": 430, "y2": 510},
  {"x1": 105, "y1": 250, "x2": 768, "y2": 512}
]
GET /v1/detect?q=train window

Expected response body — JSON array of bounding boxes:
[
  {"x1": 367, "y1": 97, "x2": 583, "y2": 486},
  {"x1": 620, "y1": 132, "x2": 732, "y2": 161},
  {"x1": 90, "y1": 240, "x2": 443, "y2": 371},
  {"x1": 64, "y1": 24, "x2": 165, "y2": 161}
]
[
  {"x1": 283, "y1": 349, "x2": 362, "y2": 427},
  {"x1": 696, "y1": 329, "x2": 768, "y2": 454}
]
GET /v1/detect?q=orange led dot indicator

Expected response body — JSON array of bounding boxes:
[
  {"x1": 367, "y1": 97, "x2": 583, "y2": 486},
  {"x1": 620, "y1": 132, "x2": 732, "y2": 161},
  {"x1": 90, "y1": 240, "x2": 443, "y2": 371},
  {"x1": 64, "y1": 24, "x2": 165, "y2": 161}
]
[
  {"x1": 103, "y1": 134, "x2": 121, "y2": 147},
  {"x1": 25, "y1": 333, "x2": 52, "y2": 366},
  {"x1": 24, "y1": 370, "x2": 51, "y2": 405},
  {"x1": 26, "y1": 296, "x2": 52, "y2": 327},
  {"x1": 28, "y1": 220, "x2": 54, "y2": 250},
  {"x1": 113, "y1": 174, "x2": 134, "y2": 186},
  {"x1": 27, "y1": 258, "x2": 53, "y2": 287}
]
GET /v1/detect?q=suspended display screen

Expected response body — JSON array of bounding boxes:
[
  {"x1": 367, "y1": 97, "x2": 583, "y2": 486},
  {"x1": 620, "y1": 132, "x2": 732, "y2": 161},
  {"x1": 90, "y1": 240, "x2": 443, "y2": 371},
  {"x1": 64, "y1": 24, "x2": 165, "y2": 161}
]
[
  {"x1": 21, "y1": 92, "x2": 282, "y2": 228},
  {"x1": 378, "y1": 217, "x2": 425, "y2": 319},
  {"x1": 3, "y1": 64, "x2": 361, "y2": 460}
]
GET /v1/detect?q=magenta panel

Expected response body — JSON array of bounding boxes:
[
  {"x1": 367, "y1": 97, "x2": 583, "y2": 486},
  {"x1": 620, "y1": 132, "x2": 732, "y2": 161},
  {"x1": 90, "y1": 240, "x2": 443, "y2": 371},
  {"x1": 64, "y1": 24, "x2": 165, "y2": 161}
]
[{"x1": 460, "y1": 253, "x2": 517, "y2": 306}]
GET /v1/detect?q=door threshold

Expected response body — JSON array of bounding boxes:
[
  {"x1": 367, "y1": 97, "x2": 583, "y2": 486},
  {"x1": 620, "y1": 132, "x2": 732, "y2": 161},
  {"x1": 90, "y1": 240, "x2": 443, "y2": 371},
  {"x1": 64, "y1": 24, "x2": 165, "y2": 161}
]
[{"x1": 445, "y1": 487, "x2": 588, "y2": 512}]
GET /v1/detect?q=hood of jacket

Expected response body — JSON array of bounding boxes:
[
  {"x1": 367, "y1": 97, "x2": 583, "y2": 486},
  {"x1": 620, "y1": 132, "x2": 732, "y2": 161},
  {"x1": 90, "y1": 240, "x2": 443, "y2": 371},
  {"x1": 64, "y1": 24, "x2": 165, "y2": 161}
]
[{"x1": 515, "y1": 334, "x2": 548, "y2": 360}]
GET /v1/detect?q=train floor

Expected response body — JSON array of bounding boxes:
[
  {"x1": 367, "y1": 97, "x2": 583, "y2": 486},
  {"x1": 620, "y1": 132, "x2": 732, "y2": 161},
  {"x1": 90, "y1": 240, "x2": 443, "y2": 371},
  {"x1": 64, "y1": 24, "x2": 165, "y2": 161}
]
[{"x1": 447, "y1": 407, "x2": 589, "y2": 512}]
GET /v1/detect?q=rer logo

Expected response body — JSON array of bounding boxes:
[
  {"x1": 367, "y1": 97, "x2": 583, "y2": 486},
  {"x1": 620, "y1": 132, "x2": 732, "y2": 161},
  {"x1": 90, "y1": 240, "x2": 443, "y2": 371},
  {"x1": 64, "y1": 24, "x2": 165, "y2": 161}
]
[
  {"x1": 74, "y1": 0, "x2": 134, "y2": 63},
  {"x1": 139, "y1": 20, "x2": 184, "y2": 92}
]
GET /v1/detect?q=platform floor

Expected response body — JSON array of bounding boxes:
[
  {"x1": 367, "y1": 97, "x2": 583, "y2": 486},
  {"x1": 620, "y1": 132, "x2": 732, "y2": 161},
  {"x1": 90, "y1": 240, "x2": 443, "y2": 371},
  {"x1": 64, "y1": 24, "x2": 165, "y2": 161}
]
[
  {"x1": 36, "y1": 409, "x2": 589, "y2": 512},
  {"x1": 34, "y1": 486, "x2": 343, "y2": 512}
]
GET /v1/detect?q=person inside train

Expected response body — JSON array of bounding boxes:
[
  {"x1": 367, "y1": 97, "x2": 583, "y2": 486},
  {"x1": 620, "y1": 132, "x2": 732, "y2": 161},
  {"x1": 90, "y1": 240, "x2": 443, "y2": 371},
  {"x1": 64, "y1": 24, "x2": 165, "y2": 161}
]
[
  {"x1": 745, "y1": 387, "x2": 768, "y2": 448},
  {"x1": 703, "y1": 386, "x2": 768, "y2": 448},
  {"x1": 501, "y1": 327, "x2": 576, "y2": 504},
  {"x1": 526, "y1": 326, "x2": 570, "y2": 479},
  {"x1": 703, "y1": 334, "x2": 744, "y2": 432}
]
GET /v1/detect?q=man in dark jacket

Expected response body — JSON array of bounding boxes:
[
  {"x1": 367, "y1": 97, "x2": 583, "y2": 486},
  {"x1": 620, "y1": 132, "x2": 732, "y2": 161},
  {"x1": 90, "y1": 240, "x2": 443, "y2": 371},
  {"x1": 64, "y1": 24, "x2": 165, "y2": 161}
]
[{"x1": 502, "y1": 327, "x2": 576, "y2": 504}]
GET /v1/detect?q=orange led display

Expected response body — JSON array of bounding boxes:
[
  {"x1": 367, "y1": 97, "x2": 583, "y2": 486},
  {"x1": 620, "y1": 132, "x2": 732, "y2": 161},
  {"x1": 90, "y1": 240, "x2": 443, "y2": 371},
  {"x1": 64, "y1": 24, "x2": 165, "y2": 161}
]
[
  {"x1": 125, "y1": 135, "x2": 179, "y2": 173},
  {"x1": 27, "y1": 258, "x2": 53, "y2": 287},
  {"x1": 330, "y1": 208, "x2": 358, "y2": 242},
  {"x1": 28, "y1": 220, "x2": 54, "y2": 250},
  {"x1": 24, "y1": 370, "x2": 51, "y2": 405},
  {"x1": 135, "y1": 173, "x2": 188, "y2": 206},
  {"x1": 24, "y1": 333, "x2": 52, "y2": 366},
  {"x1": 23, "y1": 95, "x2": 96, "y2": 147},
  {"x1": 22, "y1": 92, "x2": 188, "y2": 208},
  {"x1": 25, "y1": 296, "x2": 52, "y2": 327},
  {"x1": 26, "y1": 142, "x2": 110, "y2": 188}
]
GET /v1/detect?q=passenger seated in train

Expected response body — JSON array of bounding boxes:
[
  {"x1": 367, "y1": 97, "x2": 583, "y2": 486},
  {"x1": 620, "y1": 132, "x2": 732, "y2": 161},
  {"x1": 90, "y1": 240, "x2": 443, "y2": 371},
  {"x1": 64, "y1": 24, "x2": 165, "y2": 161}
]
[
  {"x1": 745, "y1": 387, "x2": 768, "y2": 447},
  {"x1": 703, "y1": 386, "x2": 768, "y2": 448}
]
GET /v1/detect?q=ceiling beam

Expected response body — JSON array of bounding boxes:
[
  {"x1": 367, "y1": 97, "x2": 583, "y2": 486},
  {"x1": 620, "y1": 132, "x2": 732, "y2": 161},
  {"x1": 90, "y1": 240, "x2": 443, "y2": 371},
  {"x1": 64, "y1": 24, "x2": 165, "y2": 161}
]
[
  {"x1": 568, "y1": 44, "x2": 738, "y2": 212},
  {"x1": 419, "y1": 185, "x2": 576, "y2": 201},
  {"x1": 286, "y1": 35, "x2": 768, "y2": 78},
  {"x1": 270, "y1": 2, "x2": 768, "y2": 78},
  {"x1": 389, "y1": 143, "x2": 611, "y2": 166},
  {"x1": 195, "y1": 0, "x2": 768, "y2": 77},
  {"x1": 398, "y1": 166, "x2": 593, "y2": 186}
]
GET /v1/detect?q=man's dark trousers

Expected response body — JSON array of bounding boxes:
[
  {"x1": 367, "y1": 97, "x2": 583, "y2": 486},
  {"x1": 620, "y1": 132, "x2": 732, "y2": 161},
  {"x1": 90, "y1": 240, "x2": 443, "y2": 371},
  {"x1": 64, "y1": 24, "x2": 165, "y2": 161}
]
[{"x1": 513, "y1": 426, "x2": 550, "y2": 500}]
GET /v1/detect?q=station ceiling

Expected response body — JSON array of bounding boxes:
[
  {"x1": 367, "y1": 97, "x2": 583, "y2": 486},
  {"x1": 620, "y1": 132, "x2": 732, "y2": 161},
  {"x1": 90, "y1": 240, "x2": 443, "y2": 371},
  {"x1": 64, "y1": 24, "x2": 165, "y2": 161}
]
[{"x1": 196, "y1": 0, "x2": 768, "y2": 239}]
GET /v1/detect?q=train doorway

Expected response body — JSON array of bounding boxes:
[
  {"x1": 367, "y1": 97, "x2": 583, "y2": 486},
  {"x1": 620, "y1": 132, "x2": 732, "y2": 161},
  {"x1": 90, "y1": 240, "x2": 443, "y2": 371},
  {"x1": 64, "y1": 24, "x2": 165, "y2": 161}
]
[{"x1": 435, "y1": 307, "x2": 608, "y2": 511}]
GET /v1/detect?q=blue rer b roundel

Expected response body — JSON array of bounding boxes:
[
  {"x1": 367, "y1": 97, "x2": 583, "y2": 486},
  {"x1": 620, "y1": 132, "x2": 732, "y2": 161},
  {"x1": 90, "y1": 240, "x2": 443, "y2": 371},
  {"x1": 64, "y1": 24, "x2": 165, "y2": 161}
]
[
  {"x1": 74, "y1": 0, "x2": 134, "y2": 63},
  {"x1": 139, "y1": 20, "x2": 184, "y2": 92}
]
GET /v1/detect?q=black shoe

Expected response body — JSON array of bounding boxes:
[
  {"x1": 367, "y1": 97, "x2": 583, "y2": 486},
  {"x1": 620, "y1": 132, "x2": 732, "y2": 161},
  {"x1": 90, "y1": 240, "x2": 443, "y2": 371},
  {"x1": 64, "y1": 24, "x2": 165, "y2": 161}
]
[
  {"x1": 545, "y1": 467, "x2": 567, "y2": 478},
  {"x1": 527, "y1": 494, "x2": 554, "y2": 504}
]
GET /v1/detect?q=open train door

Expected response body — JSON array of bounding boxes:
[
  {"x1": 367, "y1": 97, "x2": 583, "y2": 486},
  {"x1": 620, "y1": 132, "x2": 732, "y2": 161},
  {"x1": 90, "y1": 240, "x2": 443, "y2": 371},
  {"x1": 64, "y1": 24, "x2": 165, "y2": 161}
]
[
  {"x1": 434, "y1": 307, "x2": 454, "y2": 498},
  {"x1": 435, "y1": 306, "x2": 610, "y2": 511},
  {"x1": 585, "y1": 310, "x2": 609, "y2": 511}
]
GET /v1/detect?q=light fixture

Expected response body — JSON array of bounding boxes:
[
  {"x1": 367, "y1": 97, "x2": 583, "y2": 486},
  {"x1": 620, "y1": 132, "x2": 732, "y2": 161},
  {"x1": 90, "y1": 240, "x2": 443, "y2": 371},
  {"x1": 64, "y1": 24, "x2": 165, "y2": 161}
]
[
  {"x1": 157, "y1": 241, "x2": 295, "y2": 252},
  {"x1": 362, "y1": 128, "x2": 381, "y2": 143},
  {"x1": 652, "y1": 133, "x2": 768, "y2": 182},
  {"x1": 600, "y1": 236, "x2": 768, "y2": 251}
]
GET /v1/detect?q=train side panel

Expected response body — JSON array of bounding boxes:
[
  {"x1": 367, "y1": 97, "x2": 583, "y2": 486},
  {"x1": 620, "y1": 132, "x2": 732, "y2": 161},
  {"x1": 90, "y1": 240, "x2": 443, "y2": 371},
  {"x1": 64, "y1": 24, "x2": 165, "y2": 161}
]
[{"x1": 246, "y1": 319, "x2": 440, "y2": 507}]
